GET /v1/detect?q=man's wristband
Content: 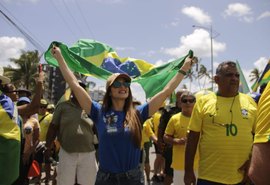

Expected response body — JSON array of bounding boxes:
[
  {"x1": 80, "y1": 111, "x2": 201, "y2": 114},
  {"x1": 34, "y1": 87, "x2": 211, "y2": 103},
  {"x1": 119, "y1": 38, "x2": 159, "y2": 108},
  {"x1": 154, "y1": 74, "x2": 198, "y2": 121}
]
[{"x1": 178, "y1": 69, "x2": 187, "y2": 75}]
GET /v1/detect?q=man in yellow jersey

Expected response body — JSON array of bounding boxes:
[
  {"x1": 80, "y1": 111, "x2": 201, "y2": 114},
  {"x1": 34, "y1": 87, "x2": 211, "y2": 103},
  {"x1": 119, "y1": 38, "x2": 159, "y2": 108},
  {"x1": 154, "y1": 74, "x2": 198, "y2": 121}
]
[
  {"x1": 158, "y1": 90, "x2": 185, "y2": 185},
  {"x1": 185, "y1": 61, "x2": 257, "y2": 185},
  {"x1": 248, "y1": 82, "x2": 270, "y2": 185},
  {"x1": 164, "y1": 91, "x2": 198, "y2": 185}
]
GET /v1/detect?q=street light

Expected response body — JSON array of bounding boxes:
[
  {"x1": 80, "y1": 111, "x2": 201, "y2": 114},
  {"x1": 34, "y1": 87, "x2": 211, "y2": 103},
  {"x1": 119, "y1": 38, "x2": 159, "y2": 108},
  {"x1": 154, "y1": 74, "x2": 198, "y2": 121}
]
[{"x1": 192, "y1": 25, "x2": 219, "y2": 91}]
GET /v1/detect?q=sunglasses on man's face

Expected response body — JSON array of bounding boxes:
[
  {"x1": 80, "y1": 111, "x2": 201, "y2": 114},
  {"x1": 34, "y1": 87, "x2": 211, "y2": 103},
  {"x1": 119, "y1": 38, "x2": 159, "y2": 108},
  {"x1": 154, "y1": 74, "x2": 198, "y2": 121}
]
[
  {"x1": 111, "y1": 81, "x2": 131, "y2": 88},
  {"x1": 181, "y1": 98, "x2": 196, "y2": 104}
]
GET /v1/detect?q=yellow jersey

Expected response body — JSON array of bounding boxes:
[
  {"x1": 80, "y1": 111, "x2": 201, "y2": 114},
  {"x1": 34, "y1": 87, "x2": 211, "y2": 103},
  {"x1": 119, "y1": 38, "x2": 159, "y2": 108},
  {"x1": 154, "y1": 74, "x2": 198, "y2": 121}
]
[
  {"x1": 165, "y1": 112, "x2": 199, "y2": 170},
  {"x1": 188, "y1": 93, "x2": 257, "y2": 184},
  {"x1": 254, "y1": 82, "x2": 270, "y2": 143},
  {"x1": 38, "y1": 112, "x2": 53, "y2": 141},
  {"x1": 152, "y1": 111, "x2": 161, "y2": 137}
]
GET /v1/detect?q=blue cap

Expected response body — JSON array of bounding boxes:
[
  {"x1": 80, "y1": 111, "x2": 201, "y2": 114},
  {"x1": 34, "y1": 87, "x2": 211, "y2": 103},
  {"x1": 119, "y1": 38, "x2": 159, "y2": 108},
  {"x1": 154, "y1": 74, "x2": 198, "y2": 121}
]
[{"x1": 18, "y1": 97, "x2": 31, "y2": 104}]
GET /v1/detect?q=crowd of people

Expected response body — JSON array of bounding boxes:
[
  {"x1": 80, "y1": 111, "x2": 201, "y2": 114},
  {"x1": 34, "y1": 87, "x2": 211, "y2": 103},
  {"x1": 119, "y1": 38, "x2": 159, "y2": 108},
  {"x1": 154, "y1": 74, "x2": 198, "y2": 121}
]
[{"x1": 0, "y1": 46, "x2": 269, "y2": 185}]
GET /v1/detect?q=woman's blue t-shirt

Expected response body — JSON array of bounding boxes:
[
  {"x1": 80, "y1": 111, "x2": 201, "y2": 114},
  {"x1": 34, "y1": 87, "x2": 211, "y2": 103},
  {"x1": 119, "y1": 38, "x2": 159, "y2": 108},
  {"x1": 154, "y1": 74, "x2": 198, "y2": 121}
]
[{"x1": 90, "y1": 101, "x2": 149, "y2": 173}]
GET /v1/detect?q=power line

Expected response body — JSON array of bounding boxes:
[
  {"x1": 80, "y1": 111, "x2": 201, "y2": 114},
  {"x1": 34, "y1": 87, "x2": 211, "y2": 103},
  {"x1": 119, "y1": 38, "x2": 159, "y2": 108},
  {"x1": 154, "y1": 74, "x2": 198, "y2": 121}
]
[
  {"x1": 61, "y1": 0, "x2": 87, "y2": 38},
  {"x1": 0, "y1": 9, "x2": 45, "y2": 53},
  {"x1": 48, "y1": 0, "x2": 78, "y2": 40},
  {"x1": 73, "y1": 0, "x2": 96, "y2": 39},
  {"x1": 0, "y1": 2, "x2": 46, "y2": 53}
]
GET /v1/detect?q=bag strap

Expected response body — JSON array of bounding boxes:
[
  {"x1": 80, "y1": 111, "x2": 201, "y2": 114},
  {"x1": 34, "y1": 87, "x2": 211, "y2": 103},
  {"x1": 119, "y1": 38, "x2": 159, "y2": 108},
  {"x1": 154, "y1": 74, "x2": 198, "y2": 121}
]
[{"x1": 39, "y1": 113, "x2": 49, "y2": 123}]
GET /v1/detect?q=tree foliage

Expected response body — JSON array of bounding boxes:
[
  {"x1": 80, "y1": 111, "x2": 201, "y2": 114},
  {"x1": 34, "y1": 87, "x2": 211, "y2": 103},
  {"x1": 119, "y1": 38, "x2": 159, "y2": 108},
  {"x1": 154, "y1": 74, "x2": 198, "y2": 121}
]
[
  {"x1": 249, "y1": 68, "x2": 261, "y2": 83},
  {"x1": 4, "y1": 50, "x2": 40, "y2": 91}
]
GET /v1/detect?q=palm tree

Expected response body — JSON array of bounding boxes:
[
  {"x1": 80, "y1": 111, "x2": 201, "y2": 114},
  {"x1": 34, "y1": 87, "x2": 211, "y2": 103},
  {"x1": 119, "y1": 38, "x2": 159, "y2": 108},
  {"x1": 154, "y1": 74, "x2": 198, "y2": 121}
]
[
  {"x1": 249, "y1": 68, "x2": 261, "y2": 83},
  {"x1": 197, "y1": 64, "x2": 210, "y2": 79},
  {"x1": 197, "y1": 64, "x2": 212, "y2": 89},
  {"x1": 4, "y1": 50, "x2": 40, "y2": 90},
  {"x1": 185, "y1": 69, "x2": 196, "y2": 91}
]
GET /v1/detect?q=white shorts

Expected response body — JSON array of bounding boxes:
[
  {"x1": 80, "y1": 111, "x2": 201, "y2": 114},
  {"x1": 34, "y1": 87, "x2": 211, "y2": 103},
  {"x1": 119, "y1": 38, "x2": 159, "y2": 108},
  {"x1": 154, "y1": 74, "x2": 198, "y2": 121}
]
[
  {"x1": 58, "y1": 148, "x2": 97, "y2": 185},
  {"x1": 174, "y1": 170, "x2": 198, "y2": 185},
  {"x1": 173, "y1": 170, "x2": 185, "y2": 185}
]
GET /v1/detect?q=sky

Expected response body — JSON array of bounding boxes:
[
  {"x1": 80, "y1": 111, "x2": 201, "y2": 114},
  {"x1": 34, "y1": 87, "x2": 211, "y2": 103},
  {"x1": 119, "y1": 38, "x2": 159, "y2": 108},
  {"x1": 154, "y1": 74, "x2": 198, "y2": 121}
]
[{"x1": 1, "y1": 0, "x2": 270, "y2": 102}]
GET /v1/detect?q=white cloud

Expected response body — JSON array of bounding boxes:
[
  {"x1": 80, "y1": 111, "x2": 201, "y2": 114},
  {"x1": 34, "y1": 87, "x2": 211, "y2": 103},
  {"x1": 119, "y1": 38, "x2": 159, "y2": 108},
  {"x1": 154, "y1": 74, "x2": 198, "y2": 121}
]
[
  {"x1": 224, "y1": 3, "x2": 253, "y2": 23},
  {"x1": 145, "y1": 50, "x2": 156, "y2": 57},
  {"x1": 161, "y1": 30, "x2": 226, "y2": 93},
  {"x1": 225, "y1": 3, "x2": 252, "y2": 16},
  {"x1": 170, "y1": 21, "x2": 179, "y2": 27},
  {"x1": 131, "y1": 83, "x2": 146, "y2": 103},
  {"x1": 257, "y1": 11, "x2": 270, "y2": 20},
  {"x1": 182, "y1": 6, "x2": 212, "y2": 25},
  {"x1": 168, "y1": 17, "x2": 183, "y2": 27},
  {"x1": 242, "y1": 16, "x2": 254, "y2": 23},
  {"x1": 154, "y1": 59, "x2": 166, "y2": 66},
  {"x1": 115, "y1": 46, "x2": 135, "y2": 51},
  {"x1": 0, "y1": 36, "x2": 26, "y2": 67},
  {"x1": 254, "y1": 57, "x2": 268, "y2": 72},
  {"x1": 162, "y1": 29, "x2": 226, "y2": 58},
  {"x1": 139, "y1": 50, "x2": 157, "y2": 58}
]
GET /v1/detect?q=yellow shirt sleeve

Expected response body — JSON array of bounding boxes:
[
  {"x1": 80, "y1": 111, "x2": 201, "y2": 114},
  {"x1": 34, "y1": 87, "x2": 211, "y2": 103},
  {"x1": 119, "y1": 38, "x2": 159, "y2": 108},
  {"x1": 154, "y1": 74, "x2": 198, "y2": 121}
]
[
  {"x1": 254, "y1": 82, "x2": 270, "y2": 143},
  {"x1": 165, "y1": 114, "x2": 178, "y2": 136}
]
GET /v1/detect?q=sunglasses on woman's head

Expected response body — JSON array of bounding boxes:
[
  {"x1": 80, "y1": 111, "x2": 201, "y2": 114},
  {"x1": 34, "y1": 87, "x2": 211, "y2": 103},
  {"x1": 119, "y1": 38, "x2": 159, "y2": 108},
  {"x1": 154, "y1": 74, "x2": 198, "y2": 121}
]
[
  {"x1": 111, "y1": 81, "x2": 131, "y2": 88},
  {"x1": 181, "y1": 98, "x2": 196, "y2": 104}
]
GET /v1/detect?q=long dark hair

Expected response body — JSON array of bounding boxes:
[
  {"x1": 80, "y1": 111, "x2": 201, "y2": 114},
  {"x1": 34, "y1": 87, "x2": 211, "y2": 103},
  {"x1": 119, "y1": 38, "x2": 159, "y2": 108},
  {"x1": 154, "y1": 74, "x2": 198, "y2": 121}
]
[{"x1": 102, "y1": 86, "x2": 142, "y2": 148}]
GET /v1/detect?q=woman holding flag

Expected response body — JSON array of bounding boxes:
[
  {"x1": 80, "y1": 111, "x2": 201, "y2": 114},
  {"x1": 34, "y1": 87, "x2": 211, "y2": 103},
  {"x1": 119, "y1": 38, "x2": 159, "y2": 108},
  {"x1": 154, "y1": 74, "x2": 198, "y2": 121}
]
[{"x1": 51, "y1": 45, "x2": 196, "y2": 185}]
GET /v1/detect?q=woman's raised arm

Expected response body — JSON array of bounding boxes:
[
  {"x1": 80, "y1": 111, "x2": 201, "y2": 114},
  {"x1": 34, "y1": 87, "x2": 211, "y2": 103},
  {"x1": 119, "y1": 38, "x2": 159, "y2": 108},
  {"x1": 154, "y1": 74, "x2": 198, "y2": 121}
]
[
  {"x1": 51, "y1": 46, "x2": 92, "y2": 114},
  {"x1": 148, "y1": 56, "x2": 196, "y2": 116}
]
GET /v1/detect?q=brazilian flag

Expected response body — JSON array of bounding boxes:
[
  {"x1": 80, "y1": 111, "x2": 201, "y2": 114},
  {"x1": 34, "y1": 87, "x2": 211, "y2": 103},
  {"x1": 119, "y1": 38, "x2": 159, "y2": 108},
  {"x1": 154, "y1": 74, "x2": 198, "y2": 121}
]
[
  {"x1": 0, "y1": 94, "x2": 20, "y2": 185},
  {"x1": 44, "y1": 39, "x2": 190, "y2": 98}
]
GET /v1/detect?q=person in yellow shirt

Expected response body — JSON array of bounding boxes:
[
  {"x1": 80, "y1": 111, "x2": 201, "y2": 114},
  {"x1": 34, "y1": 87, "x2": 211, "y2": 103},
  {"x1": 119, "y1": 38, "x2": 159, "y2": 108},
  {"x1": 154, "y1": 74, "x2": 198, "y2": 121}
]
[
  {"x1": 141, "y1": 118, "x2": 157, "y2": 184},
  {"x1": 164, "y1": 91, "x2": 198, "y2": 185},
  {"x1": 38, "y1": 99, "x2": 53, "y2": 142},
  {"x1": 185, "y1": 61, "x2": 257, "y2": 185},
  {"x1": 249, "y1": 82, "x2": 270, "y2": 185},
  {"x1": 35, "y1": 99, "x2": 53, "y2": 184},
  {"x1": 158, "y1": 90, "x2": 185, "y2": 185},
  {"x1": 151, "y1": 110, "x2": 165, "y2": 182}
]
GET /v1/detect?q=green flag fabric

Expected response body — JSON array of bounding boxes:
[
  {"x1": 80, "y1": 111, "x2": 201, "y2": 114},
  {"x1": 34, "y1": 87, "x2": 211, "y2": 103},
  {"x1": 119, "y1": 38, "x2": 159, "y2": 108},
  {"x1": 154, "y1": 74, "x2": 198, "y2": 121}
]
[
  {"x1": 44, "y1": 40, "x2": 190, "y2": 99},
  {"x1": 0, "y1": 98, "x2": 20, "y2": 185},
  {"x1": 45, "y1": 41, "x2": 112, "y2": 80},
  {"x1": 236, "y1": 60, "x2": 250, "y2": 94},
  {"x1": 133, "y1": 57, "x2": 186, "y2": 98}
]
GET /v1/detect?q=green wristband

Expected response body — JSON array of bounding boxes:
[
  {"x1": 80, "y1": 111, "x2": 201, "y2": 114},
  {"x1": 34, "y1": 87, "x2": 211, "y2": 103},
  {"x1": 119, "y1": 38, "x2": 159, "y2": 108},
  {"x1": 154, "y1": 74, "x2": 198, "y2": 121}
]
[{"x1": 178, "y1": 69, "x2": 187, "y2": 75}]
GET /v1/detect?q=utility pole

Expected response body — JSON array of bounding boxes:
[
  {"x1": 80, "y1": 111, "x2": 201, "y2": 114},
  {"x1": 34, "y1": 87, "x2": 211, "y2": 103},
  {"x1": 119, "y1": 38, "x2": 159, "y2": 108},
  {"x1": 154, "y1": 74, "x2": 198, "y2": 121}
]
[{"x1": 192, "y1": 25, "x2": 219, "y2": 91}]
